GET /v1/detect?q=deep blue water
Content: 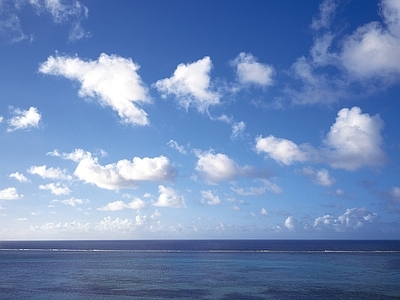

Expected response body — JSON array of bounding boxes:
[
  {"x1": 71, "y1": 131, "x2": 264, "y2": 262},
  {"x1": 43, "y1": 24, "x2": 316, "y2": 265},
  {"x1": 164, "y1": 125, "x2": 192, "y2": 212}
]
[{"x1": 1, "y1": 240, "x2": 399, "y2": 299}]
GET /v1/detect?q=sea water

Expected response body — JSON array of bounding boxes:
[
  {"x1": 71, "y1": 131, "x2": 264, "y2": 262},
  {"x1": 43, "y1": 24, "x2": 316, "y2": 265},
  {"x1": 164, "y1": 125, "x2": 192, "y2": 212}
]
[{"x1": 1, "y1": 240, "x2": 399, "y2": 299}]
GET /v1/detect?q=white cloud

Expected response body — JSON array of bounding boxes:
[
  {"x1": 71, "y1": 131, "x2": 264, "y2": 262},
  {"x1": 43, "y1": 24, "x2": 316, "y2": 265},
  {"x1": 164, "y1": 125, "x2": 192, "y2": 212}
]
[
  {"x1": 0, "y1": 187, "x2": 23, "y2": 200},
  {"x1": 7, "y1": 107, "x2": 41, "y2": 132},
  {"x1": 231, "y1": 121, "x2": 246, "y2": 140},
  {"x1": 39, "y1": 53, "x2": 151, "y2": 126},
  {"x1": 95, "y1": 216, "x2": 146, "y2": 231},
  {"x1": 201, "y1": 190, "x2": 221, "y2": 206},
  {"x1": 313, "y1": 207, "x2": 379, "y2": 231},
  {"x1": 299, "y1": 167, "x2": 335, "y2": 186},
  {"x1": 284, "y1": 216, "x2": 298, "y2": 230},
  {"x1": 39, "y1": 183, "x2": 71, "y2": 195},
  {"x1": 231, "y1": 52, "x2": 275, "y2": 87},
  {"x1": 154, "y1": 56, "x2": 220, "y2": 113},
  {"x1": 255, "y1": 135, "x2": 311, "y2": 165},
  {"x1": 51, "y1": 197, "x2": 88, "y2": 207},
  {"x1": 339, "y1": 0, "x2": 400, "y2": 81},
  {"x1": 167, "y1": 140, "x2": 187, "y2": 154},
  {"x1": 288, "y1": 0, "x2": 400, "y2": 105},
  {"x1": 28, "y1": 165, "x2": 72, "y2": 180},
  {"x1": 9, "y1": 172, "x2": 29, "y2": 182},
  {"x1": 98, "y1": 198, "x2": 146, "y2": 211},
  {"x1": 261, "y1": 208, "x2": 268, "y2": 216},
  {"x1": 255, "y1": 107, "x2": 385, "y2": 171},
  {"x1": 154, "y1": 185, "x2": 185, "y2": 208},
  {"x1": 195, "y1": 150, "x2": 253, "y2": 184},
  {"x1": 324, "y1": 107, "x2": 386, "y2": 170},
  {"x1": 71, "y1": 150, "x2": 176, "y2": 190}
]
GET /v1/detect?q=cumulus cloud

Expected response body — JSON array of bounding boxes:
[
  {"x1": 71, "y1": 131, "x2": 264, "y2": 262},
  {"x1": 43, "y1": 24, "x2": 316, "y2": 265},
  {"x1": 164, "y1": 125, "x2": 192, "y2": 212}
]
[
  {"x1": 9, "y1": 172, "x2": 29, "y2": 182},
  {"x1": 287, "y1": 0, "x2": 400, "y2": 105},
  {"x1": 7, "y1": 107, "x2": 41, "y2": 132},
  {"x1": 313, "y1": 207, "x2": 379, "y2": 231},
  {"x1": 323, "y1": 107, "x2": 386, "y2": 170},
  {"x1": 231, "y1": 52, "x2": 275, "y2": 87},
  {"x1": 39, "y1": 53, "x2": 151, "y2": 126},
  {"x1": 195, "y1": 150, "x2": 254, "y2": 184},
  {"x1": 261, "y1": 208, "x2": 268, "y2": 216},
  {"x1": 201, "y1": 190, "x2": 221, "y2": 206},
  {"x1": 154, "y1": 185, "x2": 185, "y2": 208},
  {"x1": 255, "y1": 107, "x2": 386, "y2": 171},
  {"x1": 98, "y1": 198, "x2": 146, "y2": 211},
  {"x1": 39, "y1": 183, "x2": 71, "y2": 195},
  {"x1": 96, "y1": 216, "x2": 146, "y2": 231},
  {"x1": 255, "y1": 135, "x2": 311, "y2": 165},
  {"x1": 154, "y1": 56, "x2": 220, "y2": 113},
  {"x1": 284, "y1": 216, "x2": 298, "y2": 230},
  {"x1": 68, "y1": 150, "x2": 176, "y2": 190},
  {"x1": 339, "y1": 0, "x2": 400, "y2": 81},
  {"x1": 0, "y1": 187, "x2": 23, "y2": 200},
  {"x1": 28, "y1": 165, "x2": 72, "y2": 180}
]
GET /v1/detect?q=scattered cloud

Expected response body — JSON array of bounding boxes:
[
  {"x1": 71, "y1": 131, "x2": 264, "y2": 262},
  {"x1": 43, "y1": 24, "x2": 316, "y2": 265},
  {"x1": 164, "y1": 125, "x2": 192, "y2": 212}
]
[
  {"x1": 154, "y1": 56, "x2": 220, "y2": 113},
  {"x1": 255, "y1": 135, "x2": 311, "y2": 165},
  {"x1": 256, "y1": 107, "x2": 386, "y2": 171},
  {"x1": 201, "y1": 190, "x2": 221, "y2": 206},
  {"x1": 9, "y1": 172, "x2": 29, "y2": 182},
  {"x1": 286, "y1": 0, "x2": 400, "y2": 105},
  {"x1": 0, "y1": 187, "x2": 23, "y2": 200},
  {"x1": 261, "y1": 208, "x2": 268, "y2": 216},
  {"x1": 39, "y1": 53, "x2": 151, "y2": 126},
  {"x1": 313, "y1": 207, "x2": 379, "y2": 232},
  {"x1": 284, "y1": 216, "x2": 298, "y2": 230},
  {"x1": 323, "y1": 107, "x2": 386, "y2": 170},
  {"x1": 230, "y1": 52, "x2": 275, "y2": 87},
  {"x1": 98, "y1": 198, "x2": 146, "y2": 211},
  {"x1": 154, "y1": 185, "x2": 185, "y2": 208},
  {"x1": 39, "y1": 183, "x2": 71, "y2": 195},
  {"x1": 67, "y1": 150, "x2": 176, "y2": 190},
  {"x1": 7, "y1": 107, "x2": 41, "y2": 132},
  {"x1": 195, "y1": 150, "x2": 255, "y2": 184},
  {"x1": 28, "y1": 165, "x2": 72, "y2": 180}
]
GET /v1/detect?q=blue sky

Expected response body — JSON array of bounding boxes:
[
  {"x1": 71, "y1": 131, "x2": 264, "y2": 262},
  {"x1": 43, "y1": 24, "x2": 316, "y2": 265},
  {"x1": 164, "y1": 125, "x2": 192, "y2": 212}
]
[{"x1": 1, "y1": 0, "x2": 400, "y2": 240}]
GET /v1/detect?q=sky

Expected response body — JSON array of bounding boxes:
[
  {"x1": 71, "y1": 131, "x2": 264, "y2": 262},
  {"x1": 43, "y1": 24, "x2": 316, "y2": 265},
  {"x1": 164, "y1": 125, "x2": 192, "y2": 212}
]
[{"x1": 1, "y1": 0, "x2": 400, "y2": 240}]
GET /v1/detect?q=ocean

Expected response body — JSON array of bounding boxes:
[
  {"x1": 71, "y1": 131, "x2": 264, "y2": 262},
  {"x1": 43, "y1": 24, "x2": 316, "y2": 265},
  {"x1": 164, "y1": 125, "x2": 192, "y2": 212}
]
[{"x1": 0, "y1": 240, "x2": 399, "y2": 299}]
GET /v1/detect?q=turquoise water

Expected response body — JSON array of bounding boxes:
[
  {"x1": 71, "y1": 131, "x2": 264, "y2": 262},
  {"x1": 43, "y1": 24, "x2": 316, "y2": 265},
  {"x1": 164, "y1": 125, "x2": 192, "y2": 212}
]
[{"x1": 1, "y1": 240, "x2": 399, "y2": 299}]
